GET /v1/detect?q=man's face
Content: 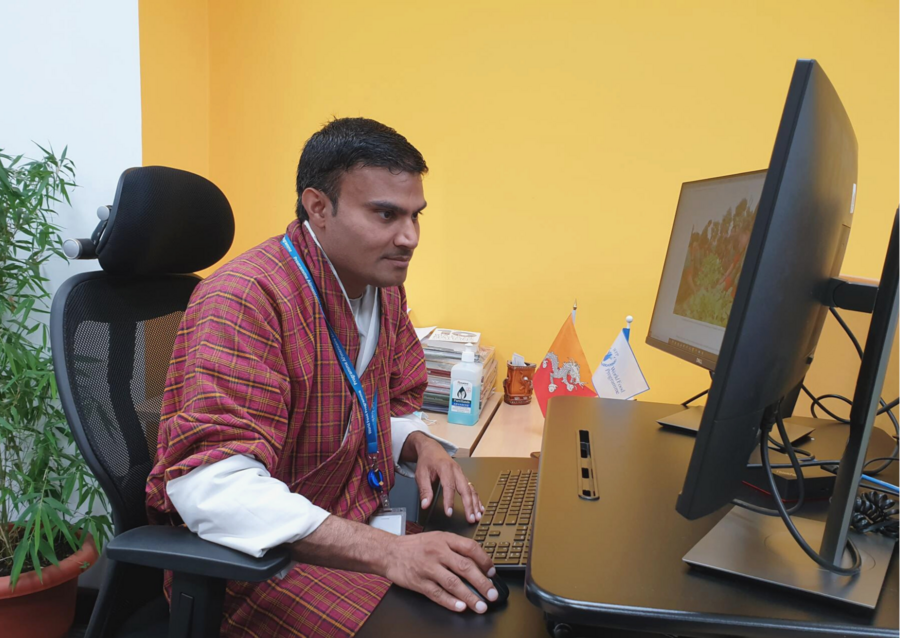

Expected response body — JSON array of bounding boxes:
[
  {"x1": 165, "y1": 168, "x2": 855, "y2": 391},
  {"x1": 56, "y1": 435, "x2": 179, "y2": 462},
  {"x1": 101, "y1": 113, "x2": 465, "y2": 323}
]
[{"x1": 307, "y1": 166, "x2": 425, "y2": 297}]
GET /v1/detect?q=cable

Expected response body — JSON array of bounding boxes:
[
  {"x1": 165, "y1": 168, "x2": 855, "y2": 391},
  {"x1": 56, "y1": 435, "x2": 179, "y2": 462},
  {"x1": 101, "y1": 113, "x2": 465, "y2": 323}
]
[
  {"x1": 734, "y1": 406, "x2": 806, "y2": 516},
  {"x1": 829, "y1": 306, "x2": 863, "y2": 356},
  {"x1": 762, "y1": 409, "x2": 862, "y2": 575},
  {"x1": 746, "y1": 458, "x2": 842, "y2": 469},
  {"x1": 803, "y1": 388, "x2": 900, "y2": 422},
  {"x1": 853, "y1": 483, "x2": 900, "y2": 498},
  {"x1": 859, "y1": 474, "x2": 899, "y2": 495},
  {"x1": 881, "y1": 397, "x2": 900, "y2": 412},
  {"x1": 851, "y1": 491, "x2": 899, "y2": 539},
  {"x1": 829, "y1": 307, "x2": 899, "y2": 432},
  {"x1": 863, "y1": 457, "x2": 899, "y2": 469},
  {"x1": 802, "y1": 306, "x2": 900, "y2": 475},
  {"x1": 818, "y1": 464, "x2": 900, "y2": 497},
  {"x1": 767, "y1": 434, "x2": 814, "y2": 459}
]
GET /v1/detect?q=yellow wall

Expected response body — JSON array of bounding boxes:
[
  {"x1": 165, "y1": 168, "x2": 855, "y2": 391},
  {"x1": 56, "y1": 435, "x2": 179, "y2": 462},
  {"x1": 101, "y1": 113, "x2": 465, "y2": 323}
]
[
  {"x1": 139, "y1": 0, "x2": 899, "y2": 407},
  {"x1": 139, "y1": 0, "x2": 209, "y2": 177}
]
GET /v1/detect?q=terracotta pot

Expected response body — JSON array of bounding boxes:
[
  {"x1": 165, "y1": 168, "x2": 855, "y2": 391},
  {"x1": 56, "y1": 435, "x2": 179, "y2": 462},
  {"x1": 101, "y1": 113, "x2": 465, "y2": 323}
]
[{"x1": 0, "y1": 533, "x2": 98, "y2": 638}]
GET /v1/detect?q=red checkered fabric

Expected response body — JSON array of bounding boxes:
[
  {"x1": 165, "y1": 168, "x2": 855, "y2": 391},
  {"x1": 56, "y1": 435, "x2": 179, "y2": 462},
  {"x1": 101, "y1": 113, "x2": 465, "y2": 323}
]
[{"x1": 146, "y1": 220, "x2": 427, "y2": 637}]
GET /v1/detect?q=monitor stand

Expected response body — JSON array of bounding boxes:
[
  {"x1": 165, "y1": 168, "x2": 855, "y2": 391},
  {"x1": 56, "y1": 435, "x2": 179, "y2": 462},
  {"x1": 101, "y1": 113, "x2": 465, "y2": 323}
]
[
  {"x1": 683, "y1": 508, "x2": 896, "y2": 608},
  {"x1": 658, "y1": 406, "x2": 814, "y2": 443}
]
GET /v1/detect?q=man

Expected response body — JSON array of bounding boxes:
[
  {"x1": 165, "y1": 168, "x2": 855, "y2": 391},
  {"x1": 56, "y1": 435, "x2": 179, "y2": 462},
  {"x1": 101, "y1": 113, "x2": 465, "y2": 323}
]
[{"x1": 146, "y1": 118, "x2": 497, "y2": 637}]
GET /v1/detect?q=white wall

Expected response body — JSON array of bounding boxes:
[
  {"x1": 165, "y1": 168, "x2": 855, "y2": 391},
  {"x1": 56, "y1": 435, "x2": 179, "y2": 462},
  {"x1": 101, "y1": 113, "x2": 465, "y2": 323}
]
[
  {"x1": 0, "y1": 0, "x2": 143, "y2": 589},
  {"x1": 0, "y1": 0, "x2": 143, "y2": 291}
]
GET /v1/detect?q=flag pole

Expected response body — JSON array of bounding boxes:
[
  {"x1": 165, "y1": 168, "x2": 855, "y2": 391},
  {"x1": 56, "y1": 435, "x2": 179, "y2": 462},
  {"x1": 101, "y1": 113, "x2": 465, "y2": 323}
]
[
  {"x1": 572, "y1": 299, "x2": 577, "y2": 325},
  {"x1": 624, "y1": 315, "x2": 633, "y2": 342}
]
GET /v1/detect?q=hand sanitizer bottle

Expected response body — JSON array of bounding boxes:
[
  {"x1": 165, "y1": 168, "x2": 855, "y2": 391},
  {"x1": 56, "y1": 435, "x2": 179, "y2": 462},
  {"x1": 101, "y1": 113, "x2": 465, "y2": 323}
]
[{"x1": 448, "y1": 344, "x2": 482, "y2": 426}]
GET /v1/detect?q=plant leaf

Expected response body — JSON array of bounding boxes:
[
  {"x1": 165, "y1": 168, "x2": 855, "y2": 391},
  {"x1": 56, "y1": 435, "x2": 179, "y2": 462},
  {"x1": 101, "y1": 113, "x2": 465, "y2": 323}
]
[
  {"x1": 30, "y1": 539, "x2": 43, "y2": 582},
  {"x1": 45, "y1": 507, "x2": 78, "y2": 552},
  {"x1": 10, "y1": 541, "x2": 29, "y2": 590},
  {"x1": 39, "y1": 538, "x2": 60, "y2": 567}
]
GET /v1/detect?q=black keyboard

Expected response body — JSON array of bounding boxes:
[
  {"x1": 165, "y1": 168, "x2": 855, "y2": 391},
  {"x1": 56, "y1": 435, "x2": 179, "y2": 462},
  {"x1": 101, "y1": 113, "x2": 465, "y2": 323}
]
[{"x1": 471, "y1": 469, "x2": 537, "y2": 572}]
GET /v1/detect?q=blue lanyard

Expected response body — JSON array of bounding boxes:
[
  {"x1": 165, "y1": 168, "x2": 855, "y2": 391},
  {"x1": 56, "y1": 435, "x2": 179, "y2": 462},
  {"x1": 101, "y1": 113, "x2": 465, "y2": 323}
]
[{"x1": 281, "y1": 235, "x2": 387, "y2": 498}]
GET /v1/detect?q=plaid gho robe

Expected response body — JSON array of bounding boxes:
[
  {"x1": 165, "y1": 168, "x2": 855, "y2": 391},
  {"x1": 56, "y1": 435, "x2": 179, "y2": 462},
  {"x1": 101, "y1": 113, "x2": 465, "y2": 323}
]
[{"x1": 146, "y1": 219, "x2": 428, "y2": 637}]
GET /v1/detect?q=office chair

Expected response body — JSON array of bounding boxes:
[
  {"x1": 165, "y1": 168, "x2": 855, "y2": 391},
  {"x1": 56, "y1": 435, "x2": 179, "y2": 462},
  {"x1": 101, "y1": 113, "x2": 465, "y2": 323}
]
[{"x1": 50, "y1": 166, "x2": 290, "y2": 638}]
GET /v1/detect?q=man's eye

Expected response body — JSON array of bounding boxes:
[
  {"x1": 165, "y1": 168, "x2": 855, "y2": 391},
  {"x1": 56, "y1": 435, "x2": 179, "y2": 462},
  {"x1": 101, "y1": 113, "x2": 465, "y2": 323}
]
[
  {"x1": 378, "y1": 211, "x2": 393, "y2": 220},
  {"x1": 412, "y1": 211, "x2": 423, "y2": 221}
]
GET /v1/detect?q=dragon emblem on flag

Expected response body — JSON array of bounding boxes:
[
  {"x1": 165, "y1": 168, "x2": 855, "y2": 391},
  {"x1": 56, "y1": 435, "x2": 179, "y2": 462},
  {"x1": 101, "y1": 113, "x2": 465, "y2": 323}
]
[{"x1": 541, "y1": 352, "x2": 587, "y2": 393}]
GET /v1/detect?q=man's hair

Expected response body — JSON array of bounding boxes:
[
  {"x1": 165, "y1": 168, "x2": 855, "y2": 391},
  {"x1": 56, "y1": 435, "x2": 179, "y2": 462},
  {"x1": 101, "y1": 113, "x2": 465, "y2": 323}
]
[{"x1": 295, "y1": 117, "x2": 428, "y2": 222}]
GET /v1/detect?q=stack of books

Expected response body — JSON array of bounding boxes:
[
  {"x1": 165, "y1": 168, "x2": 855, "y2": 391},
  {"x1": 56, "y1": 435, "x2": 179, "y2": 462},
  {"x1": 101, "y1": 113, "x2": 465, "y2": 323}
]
[{"x1": 420, "y1": 329, "x2": 497, "y2": 414}]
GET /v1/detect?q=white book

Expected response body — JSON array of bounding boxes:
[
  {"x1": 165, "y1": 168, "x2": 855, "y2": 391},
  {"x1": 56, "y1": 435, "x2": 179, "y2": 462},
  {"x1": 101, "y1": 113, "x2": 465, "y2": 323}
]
[{"x1": 421, "y1": 328, "x2": 481, "y2": 354}]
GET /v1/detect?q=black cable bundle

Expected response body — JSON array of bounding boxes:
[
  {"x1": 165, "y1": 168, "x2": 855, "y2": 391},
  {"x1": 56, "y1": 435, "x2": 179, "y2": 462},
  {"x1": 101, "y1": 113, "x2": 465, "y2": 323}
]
[
  {"x1": 802, "y1": 307, "x2": 899, "y2": 475},
  {"x1": 851, "y1": 491, "x2": 899, "y2": 539}
]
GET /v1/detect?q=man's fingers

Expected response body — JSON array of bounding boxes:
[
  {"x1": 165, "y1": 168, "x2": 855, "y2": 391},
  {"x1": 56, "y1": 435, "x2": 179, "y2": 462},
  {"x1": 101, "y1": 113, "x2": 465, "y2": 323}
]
[
  {"x1": 468, "y1": 478, "x2": 483, "y2": 521},
  {"x1": 433, "y1": 566, "x2": 489, "y2": 614},
  {"x1": 416, "y1": 467, "x2": 434, "y2": 509},
  {"x1": 440, "y1": 469, "x2": 456, "y2": 516},
  {"x1": 446, "y1": 533, "x2": 496, "y2": 578},
  {"x1": 421, "y1": 577, "x2": 469, "y2": 613},
  {"x1": 443, "y1": 551, "x2": 497, "y2": 603},
  {"x1": 452, "y1": 465, "x2": 481, "y2": 523},
  {"x1": 457, "y1": 472, "x2": 481, "y2": 523}
]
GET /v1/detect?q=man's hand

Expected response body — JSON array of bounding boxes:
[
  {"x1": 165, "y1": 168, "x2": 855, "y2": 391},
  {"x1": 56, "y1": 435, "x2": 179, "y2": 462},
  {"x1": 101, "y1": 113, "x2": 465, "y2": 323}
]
[
  {"x1": 405, "y1": 432, "x2": 485, "y2": 523},
  {"x1": 384, "y1": 531, "x2": 498, "y2": 613},
  {"x1": 291, "y1": 515, "x2": 498, "y2": 614}
]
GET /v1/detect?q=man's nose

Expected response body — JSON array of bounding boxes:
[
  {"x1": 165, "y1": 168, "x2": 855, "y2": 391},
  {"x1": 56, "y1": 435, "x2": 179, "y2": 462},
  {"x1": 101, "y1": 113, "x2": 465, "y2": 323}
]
[{"x1": 395, "y1": 217, "x2": 419, "y2": 250}]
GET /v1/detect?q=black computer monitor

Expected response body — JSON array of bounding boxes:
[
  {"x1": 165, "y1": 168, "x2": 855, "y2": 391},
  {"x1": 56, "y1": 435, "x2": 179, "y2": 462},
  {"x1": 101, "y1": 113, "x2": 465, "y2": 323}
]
[
  {"x1": 676, "y1": 59, "x2": 857, "y2": 520},
  {"x1": 647, "y1": 170, "x2": 766, "y2": 371},
  {"x1": 674, "y1": 59, "x2": 899, "y2": 606}
]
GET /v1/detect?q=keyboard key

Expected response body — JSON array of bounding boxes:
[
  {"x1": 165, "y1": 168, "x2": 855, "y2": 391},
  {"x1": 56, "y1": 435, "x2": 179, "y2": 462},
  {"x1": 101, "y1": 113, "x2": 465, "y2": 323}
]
[{"x1": 489, "y1": 531, "x2": 501, "y2": 537}]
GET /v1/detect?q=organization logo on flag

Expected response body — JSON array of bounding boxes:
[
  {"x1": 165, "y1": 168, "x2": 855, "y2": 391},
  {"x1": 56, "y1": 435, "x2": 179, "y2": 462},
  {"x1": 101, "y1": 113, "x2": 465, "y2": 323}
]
[{"x1": 593, "y1": 329, "x2": 649, "y2": 400}]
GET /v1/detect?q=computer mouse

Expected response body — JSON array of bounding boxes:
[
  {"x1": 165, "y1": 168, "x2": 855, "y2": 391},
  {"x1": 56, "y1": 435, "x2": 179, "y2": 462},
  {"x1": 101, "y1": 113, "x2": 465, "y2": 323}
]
[{"x1": 461, "y1": 574, "x2": 509, "y2": 611}]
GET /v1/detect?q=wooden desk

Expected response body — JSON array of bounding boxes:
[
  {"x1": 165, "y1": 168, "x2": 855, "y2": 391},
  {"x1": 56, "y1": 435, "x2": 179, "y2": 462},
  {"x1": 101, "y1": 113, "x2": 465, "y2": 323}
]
[
  {"x1": 472, "y1": 400, "x2": 544, "y2": 457},
  {"x1": 424, "y1": 392, "x2": 502, "y2": 458}
]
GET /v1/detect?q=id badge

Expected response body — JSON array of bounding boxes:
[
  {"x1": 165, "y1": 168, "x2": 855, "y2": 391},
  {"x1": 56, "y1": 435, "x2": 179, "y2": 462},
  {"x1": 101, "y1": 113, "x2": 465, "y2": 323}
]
[{"x1": 368, "y1": 507, "x2": 407, "y2": 536}]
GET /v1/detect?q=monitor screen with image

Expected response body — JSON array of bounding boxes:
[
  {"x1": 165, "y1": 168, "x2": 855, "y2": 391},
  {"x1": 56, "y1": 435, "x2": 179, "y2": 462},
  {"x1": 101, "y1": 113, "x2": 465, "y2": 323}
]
[{"x1": 646, "y1": 170, "x2": 766, "y2": 370}]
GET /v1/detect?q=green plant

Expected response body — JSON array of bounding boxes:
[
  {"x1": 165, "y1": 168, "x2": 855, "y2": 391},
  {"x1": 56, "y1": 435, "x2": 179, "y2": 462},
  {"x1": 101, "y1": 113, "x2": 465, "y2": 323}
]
[{"x1": 0, "y1": 145, "x2": 111, "y2": 588}]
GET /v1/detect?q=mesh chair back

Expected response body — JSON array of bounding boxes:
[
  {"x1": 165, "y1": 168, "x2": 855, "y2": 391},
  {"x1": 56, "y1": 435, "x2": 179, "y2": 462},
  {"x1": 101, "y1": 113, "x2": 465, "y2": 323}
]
[{"x1": 52, "y1": 272, "x2": 200, "y2": 534}]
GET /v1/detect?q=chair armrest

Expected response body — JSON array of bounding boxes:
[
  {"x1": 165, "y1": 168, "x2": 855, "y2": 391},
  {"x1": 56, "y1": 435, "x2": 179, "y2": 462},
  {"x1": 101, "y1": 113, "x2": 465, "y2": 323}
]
[{"x1": 107, "y1": 525, "x2": 291, "y2": 582}]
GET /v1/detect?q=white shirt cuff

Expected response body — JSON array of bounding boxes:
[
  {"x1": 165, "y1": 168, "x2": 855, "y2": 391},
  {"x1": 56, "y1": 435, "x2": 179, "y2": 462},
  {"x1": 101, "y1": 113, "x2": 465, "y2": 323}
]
[
  {"x1": 166, "y1": 454, "x2": 331, "y2": 560},
  {"x1": 391, "y1": 413, "x2": 459, "y2": 478}
]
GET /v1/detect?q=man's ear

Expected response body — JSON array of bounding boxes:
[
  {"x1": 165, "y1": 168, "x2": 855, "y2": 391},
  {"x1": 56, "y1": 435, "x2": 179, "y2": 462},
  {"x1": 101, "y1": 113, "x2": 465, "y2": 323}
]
[{"x1": 301, "y1": 187, "x2": 334, "y2": 231}]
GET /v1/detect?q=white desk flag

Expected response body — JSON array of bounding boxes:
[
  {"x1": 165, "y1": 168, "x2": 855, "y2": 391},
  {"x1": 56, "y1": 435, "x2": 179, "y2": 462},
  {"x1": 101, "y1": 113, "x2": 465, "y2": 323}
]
[{"x1": 592, "y1": 328, "x2": 649, "y2": 400}]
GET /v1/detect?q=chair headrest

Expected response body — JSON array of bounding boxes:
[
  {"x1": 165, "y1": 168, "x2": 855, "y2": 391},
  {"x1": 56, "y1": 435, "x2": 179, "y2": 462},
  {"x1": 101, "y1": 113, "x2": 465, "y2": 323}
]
[{"x1": 97, "y1": 166, "x2": 234, "y2": 275}]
